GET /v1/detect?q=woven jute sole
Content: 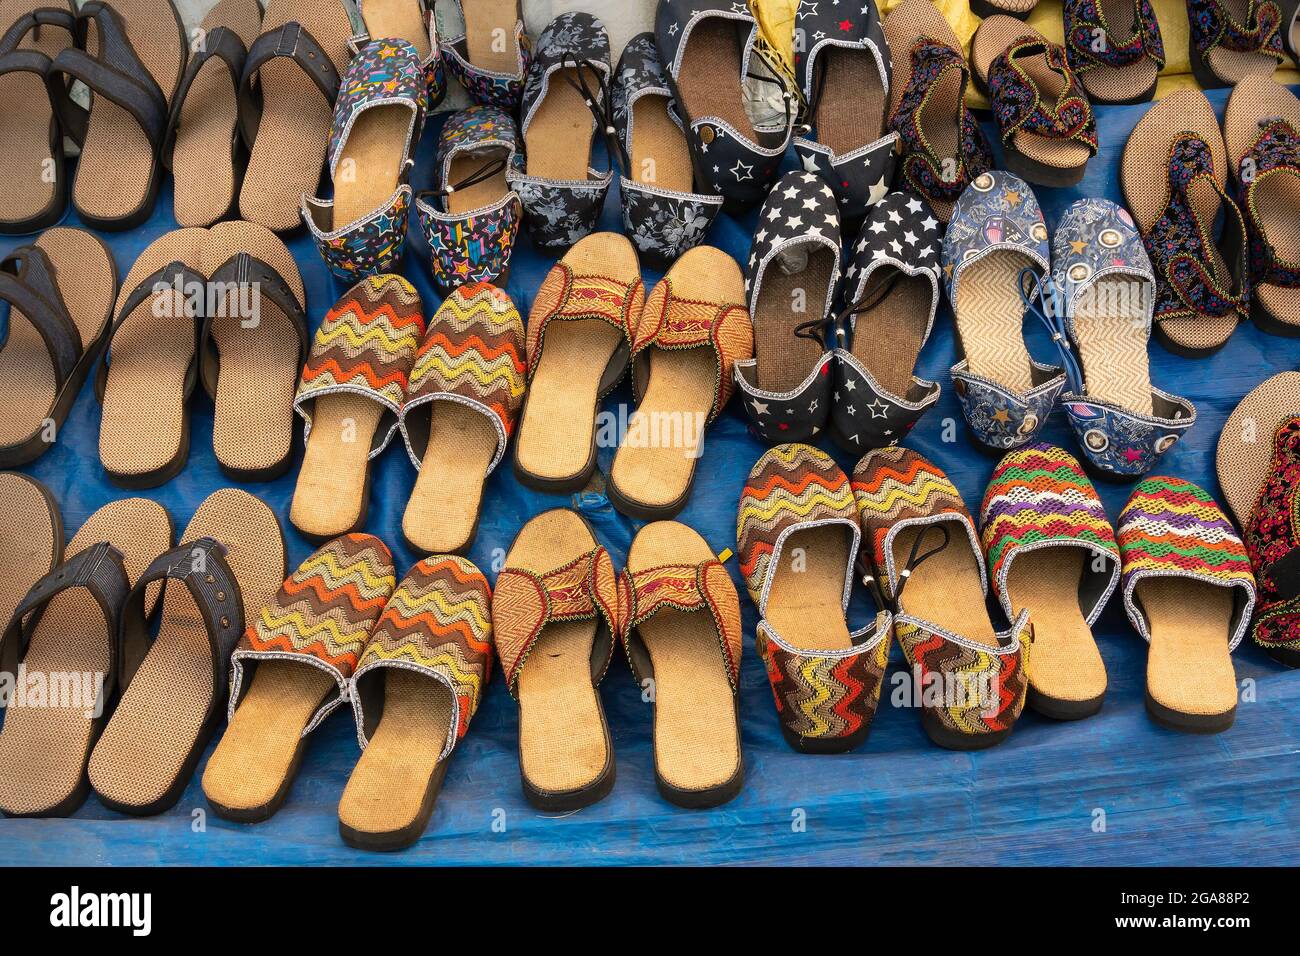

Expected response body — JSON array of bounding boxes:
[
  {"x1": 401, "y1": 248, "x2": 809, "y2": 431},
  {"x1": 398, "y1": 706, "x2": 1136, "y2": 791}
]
[
  {"x1": 1074, "y1": 273, "x2": 1155, "y2": 416},
  {"x1": 0, "y1": 472, "x2": 62, "y2": 641},
  {"x1": 625, "y1": 521, "x2": 742, "y2": 808},
  {"x1": 1139, "y1": 578, "x2": 1238, "y2": 733},
  {"x1": 522, "y1": 43, "x2": 594, "y2": 183},
  {"x1": 1216, "y1": 371, "x2": 1300, "y2": 528},
  {"x1": 953, "y1": 248, "x2": 1037, "y2": 394},
  {"x1": 0, "y1": 497, "x2": 171, "y2": 817},
  {"x1": 753, "y1": 252, "x2": 832, "y2": 393},
  {"x1": 850, "y1": 270, "x2": 930, "y2": 398},
  {"x1": 814, "y1": 42, "x2": 886, "y2": 159},
  {"x1": 767, "y1": 524, "x2": 856, "y2": 653},
  {"x1": 462, "y1": 0, "x2": 518, "y2": 74},
  {"x1": 329, "y1": 66, "x2": 414, "y2": 230},
  {"x1": 360, "y1": 0, "x2": 432, "y2": 61},
  {"x1": 403, "y1": 402, "x2": 496, "y2": 554},
  {"x1": 673, "y1": 14, "x2": 753, "y2": 191},
  {"x1": 291, "y1": 397, "x2": 382, "y2": 542},
  {"x1": 88, "y1": 488, "x2": 285, "y2": 815}
]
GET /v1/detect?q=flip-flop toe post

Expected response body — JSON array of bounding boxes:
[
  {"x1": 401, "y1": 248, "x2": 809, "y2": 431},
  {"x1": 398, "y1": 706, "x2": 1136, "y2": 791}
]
[
  {"x1": 1238, "y1": 417, "x2": 1300, "y2": 667},
  {"x1": 1118, "y1": 477, "x2": 1256, "y2": 733},
  {"x1": 491, "y1": 509, "x2": 620, "y2": 810},
  {"x1": 980, "y1": 444, "x2": 1119, "y2": 719},
  {"x1": 943, "y1": 171, "x2": 1064, "y2": 452},
  {"x1": 400, "y1": 282, "x2": 526, "y2": 554},
  {"x1": 1052, "y1": 199, "x2": 1196, "y2": 479},
  {"x1": 1188, "y1": 0, "x2": 1285, "y2": 88},
  {"x1": 1062, "y1": 0, "x2": 1165, "y2": 104},
  {"x1": 830, "y1": 191, "x2": 942, "y2": 452},
  {"x1": 737, "y1": 444, "x2": 892, "y2": 753},
  {"x1": 734, "y1": 171, "x2": 839, "y2": 445},
  {"x1": 202, "y1": 533, "x2": 396, "y2": 822},
  {"x1": 440, "y1": 0, "x2": 530, "y2": 110},
  {"x1": 854, "y1": 447, "x2": 1031, "y2": 749}
]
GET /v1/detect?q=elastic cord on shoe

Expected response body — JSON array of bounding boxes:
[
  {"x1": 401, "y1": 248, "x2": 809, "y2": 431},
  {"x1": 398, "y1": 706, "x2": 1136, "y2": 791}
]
[
  {"x1": 559, "y1": 53, "x2": 628, "y2": 176},
  {"x1": 1019, "y1": 266, "x2": 1084, "y2": 394},
  {"x1": 858, "y1": 522, "x2": 951, "y2": 612},
  {"x1": 418, "y1": 155, "x2": 509, "y2": 202}
]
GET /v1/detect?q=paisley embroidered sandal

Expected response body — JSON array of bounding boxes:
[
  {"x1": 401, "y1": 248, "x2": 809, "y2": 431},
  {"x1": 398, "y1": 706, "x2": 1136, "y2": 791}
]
[
  {"x1": 440, "y1": 0, "x2": 530, "y2": 110},
  {"x1": 1187, "y1": 0, "x2": 1285, "y2": 88},
  {"x1": 1061, "y1": 0, "x2": 1165, "y2": 105}
]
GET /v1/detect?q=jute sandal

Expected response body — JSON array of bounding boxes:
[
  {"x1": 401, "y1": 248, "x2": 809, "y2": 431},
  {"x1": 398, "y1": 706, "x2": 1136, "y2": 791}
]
[
  {"x1": 291, "y1": 274, "x2": 425, "y2": 542},
  {"x1": 1225, "y1": 75, "x2": 1300, "y2": 336},
  {"x1": 0, "y1": 226, "x2": 117, "y2": 468},
  {"x1": 202, "y1": 533, "x2": 395, "y2": 823},
  {"x1": 94, "y1": 227, "x2": 207, "y2": 488},
  {"x1": 440, "y1": 0, "x2": 530, "y2": 110},
  {"x1": 48, "y1": 0, "x2": 186, "y2": 231},
  {"x1": 883, "y1": 0, "x2": 993, "y2": 223},
  {"x1": 512, "y1": 232, "x2": 641, "y2": 493},
  {"x1": 237, "y1": 0, "x2": 351, "y2": 232},
  {"x1": 942, "y1": 170, "x2": 1064, "y2": 452},
  {"x1": 0, "y1": 472, "x2": 62, "y2": 629},
  {"x1": 1117, "y1": 476, "x2": 1256, "y2": 733},
  {"x1": 340, "y1": 554, "x2": 493, "y2": 850},
  {"x1": 1217, "y1": 371, "x2": 1300, "y2": 529},
  {"x1": 0, "y1": 497, "x2": 170, "y2": 817},
  {"x1": 0, "y1": 0, "x2": 76, "y2": 235},
  {"x1": 618, "y1": 521, "x2": 743, "y2": 807},
  {"x1": 492, "y1": 509, "x2": 620, "y2": 810},
  {"x1": 980, "y1": 444, "x2": 1119, "y2": 720},
  {"x1": 855, "y1": 446, "x2": 1032, "y2": 750},
  {"x1": 1189, "y1": 0, "x2": 1285, "y2": 88},
  {"x1": 348, "y1": 0, "x2": 445, "y2": 108},
  {"x1": 88, "y1": 487, "x2": 284, "y2": 815},
  {"x1": 830, "y1": 191, "x2": 942, "y2": 452},
  {"x1": 400, "y1": 282, "x2": 526, "y2": 554},
  {"x1": 609, "y1": 246, "x2": 752, "y2": 520},
  {"x1": 1121, "y1": 89, "x2": 1248, "y2": 357},
  {"x1": 1062, "y1": 0, "x2": 1165, "y2": 105},
  {"x1": 733, "y1": 171, "x2": 840, "y2": 445},
  {"x1": 737, "y1": 444, "x2": 892, "y2": 753},
  {"x1": 971, "y1": 17, "x2": 1098, "y2": 188}
]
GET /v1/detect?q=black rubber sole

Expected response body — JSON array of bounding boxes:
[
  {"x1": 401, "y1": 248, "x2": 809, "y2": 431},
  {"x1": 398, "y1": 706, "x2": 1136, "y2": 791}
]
[
  {"x1": 921, "y1": 710, "x2": 1013, "y2": 750},
  {"x1": 339, "y1": 759, "x2": 450, "y2": 852},
  {"x1": 1086, "y1": 76, "x2": 1158, "y2": 107},
  {"x1": 93, "y1": 707, "x2": 222, "y2": 817},
  {"x1": 1145, "y1": 691, "x2": 1235, "y2": 734},
  {"x1": 217, "y1": 443, "x2": 296, "y2": 485},
  {"x1": 605, "y1": 461, "x2": 696, "y2": 521},
  {"x1": 1150, "y1": 320, "x2": 1232, "y2": 359},
  {"x1": 511, "y1": 397, "x2": 602, "y2": 495},
  {"x1": 780, "y1": 719, "x2": 873, "y2": 754},
  {"x1": 969, "y1": 0, "x2": 1034, "y2": 18},
  {"x1": 520, "y1": 696, "x2": 617, "y2": 812},
  {"x1": 1027, "y1": 685, "x2": 1105, "y2": 721},
  {"x1": 657, "y1": 757, "x2": 744, "y2": 809},
  {"x1": 1250, "y1": 293, "x2": 1300, "y2": 338}
]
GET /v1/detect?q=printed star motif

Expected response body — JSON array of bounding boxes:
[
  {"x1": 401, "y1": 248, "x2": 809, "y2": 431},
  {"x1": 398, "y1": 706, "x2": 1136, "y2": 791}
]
[
  {"x1": 807, "y1": 225, "x2": 825, "y2": 240},
  {"x1": 904, "y1": 230, "x2": 917, "y2": 245},
  {"x1": 921, "y1": 216, "x2": 938, "y2": 231},
  {"x1": 801, "y1": 152, "x2": 821, "y2": 173},
  {"x1": 731, "y1": 159, "x2": 754, "y2": 182},
  {"x1": 838, "y1": 18, "x2": 853, "y2": 31},
  {"x1": 808, "y1": 399, "x2": 819, "y2": 413},
  {"x1": 1122, "y1": 448, "x2": 1143, "y2": 463},
  {"x1": 889, "y1": 239, "x2": 903, "y2": 255},
  {"x1": 868, "y1": 176, "x2": 889, "y2": 205},
  {"x1": 866, "y1": 399, "x2": 889, "y2": 419},
  {"x1": 668, "y1": 22, "x2": 679, "y2": 35},
  {"x1": 906, "y1": 197, "x2": 923, "y2": 214},
  {"x1": 844, "y1": 379, "x2": 856, "y2": 391},
  {"x1": 802, "y1": 196, "x2": 819, "y2": 210},
  {"x1": 1070, "y1": 239, "x2": 1088, "y2": 254},
  {"x1": 869, "y1": 219, "x2": 886, "y2": 233},
  {"x1": 992, "y1": 408, "x2": 1011, "y2": 423},
  {"x1": 845, "y1": 404, "x2": 855, "y2": 415},
  {"x1": 783, "y1": 184, "x2": 800, "y2": 200},
  {"x1": 731, "y1": 2, "x2": 750, "y2": 14},
  {"x1": 786, "y1": 214, "x2": 803, "y2": 229},
  {"x1": 1005, "y1": 190, "x2": 1022, "y2": 207},
  {"x1": 798, "y1": 2, "x2": 819, "y2": 19},
  {"x1": 751, "y1": 399, "x2": 770, "y2": 416}
]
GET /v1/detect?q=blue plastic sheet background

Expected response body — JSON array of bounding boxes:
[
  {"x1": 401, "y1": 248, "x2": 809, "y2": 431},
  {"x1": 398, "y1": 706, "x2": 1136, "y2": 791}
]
[{"x1": 1, "y1": 88, "x2": 1298, "y2": 866}]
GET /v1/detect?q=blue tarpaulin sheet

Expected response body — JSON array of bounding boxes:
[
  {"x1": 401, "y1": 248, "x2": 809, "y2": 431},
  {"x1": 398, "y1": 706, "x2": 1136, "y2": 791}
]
[{"x1": 1, "y1": 88, "x2": 1298, "y2": 866}]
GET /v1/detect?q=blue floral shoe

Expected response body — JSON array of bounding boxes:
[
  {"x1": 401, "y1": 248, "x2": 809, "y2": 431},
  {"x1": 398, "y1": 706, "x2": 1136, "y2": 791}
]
[
  {"x1": 733, "y1": 172, "x2": 840, "y2": 444},
  {"x1": 1050, "y1": 199, "x2": 1196, "y2": 480},
  {"x1": 414, "y1": 106, "x2": 522, "y2": 291},
  {"x1": 346, "y1": 0, "x2": 446, "y2": 110},
  {"x1": 1187, "y1": 0, "x2": 1284, "y2": 88},
  {"x1": 1062, "y1": 0, "x2": 1164, "y2": 104},
  {"x1": 506, "y1": 12, "x2": 614, "y2": 254},
  {"x1": 612, "y1": 33, "x2": 723, "y2": 270},
  {"x1": 792, "y1": 0, "x2": 897, "y2": 223},
  {"x1": 440, "y1": 0, "x2": 530, "y2": 110},
  {"x1": 301, "y1": 39, "x2": 425, "y2": 281},
  {"x1": 942, "y1": 170, "x2": 1065, "y2": 452}
]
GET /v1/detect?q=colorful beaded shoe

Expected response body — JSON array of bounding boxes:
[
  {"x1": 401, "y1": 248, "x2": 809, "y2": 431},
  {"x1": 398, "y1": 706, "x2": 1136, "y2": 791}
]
[
  {"x1": 980, "y1": 444, "x2": 1120, "y2": 719},
  {"x1": 737, "y1": 444, "x2": 892, "y2": 754},
  {"x1": 612, "y1": 32, "x2": 723, "y2": 269},
  {"x1": 854, "y1": 446, "x2": 1031, "y2": 750},
  {"x1": 1188, "y1": 0, "x2": 1284, "y2": 88},
  {"x1": 346, "y1": 0, "x2": 446, "y2": 110},
  {"x1": 1118, "y1": 476, "x2": 1256, "y2": 733},
  {"x1": 830, "y1": 191, "x2": 942, "y2": 453},
  {"x1": 1062, "y1": 0, "x2": 1165, "y2": 104},
  {"x1": 792, "y1": 0, "x2": 896, "y2": 222},
  {"x1": 942, "y1": 171, "x2": 1065, "y2": 452},
  {"x1": 302, "y1": 39, "x2": 425, "y2": 280},
  {"x1": 440, "y1": 0, "x2": 530, "y2": 110},
  {"x1": 1050, "y1": 198, "x2": 1196, "y2": 479},
  {"x1": 414, "y1": 106, "x2": 522, "y2": 291},
  {"x1": 733, "y1": 171, "x2": 840, "y2": 445}
]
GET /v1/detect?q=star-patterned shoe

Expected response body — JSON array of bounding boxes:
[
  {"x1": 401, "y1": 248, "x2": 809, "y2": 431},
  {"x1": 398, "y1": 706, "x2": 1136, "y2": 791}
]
[
  {"x1": 654, "y1": 0, "x2": 795, "y2": 214},
  {"x1": 1053, "y1": 198, "x2": 1196, "y2": 480},
  {"x1": 830, "y1": 191, "x2": 942, "y2": 453},
  {"x1": 733, "y1": 171, "x2": 840, "y2": 444},
  {"x1": 792, "y1": 0, "x2": 897, "y2": 223},
  {"x1": 346, "y1": 0, "x2": 446, "y2": 110},
  {"x1": 440, "y1": 0, "x2": 531, "y2": 110}
]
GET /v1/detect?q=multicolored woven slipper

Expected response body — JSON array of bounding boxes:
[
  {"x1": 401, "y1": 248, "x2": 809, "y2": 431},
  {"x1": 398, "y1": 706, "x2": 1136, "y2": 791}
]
[
  {"x1": 1118, "y1": 477, "x2": 1256, "y2": 733},
  {"x1": 399, "y1": 282, "x2": 526, "y2": 555},
  {"x1": 414, "y1": 106, "x2": 522, "y2": 292},
  {"x1": 291, "y1": 275, "x2": 425, "y2": 542},
  {"x1": 942, "y1": 171, "x2": 1065, "y2": 451},
  {"x1": 854, "y1": 446, "x2": 1031, "y2": 750},
  {"x1": 1188, "y1": 0, "x2": 1284, "y2": 88},
  {"x1": 980, "y1": 444, "x2": 1119, "y2": 720},
  {"x1": 346, "y1": 0, "x2": 446, "y2": 110},
  {"x1": 618, "y1": 522, "x2": 743, "y2": 808},
  {"x1": 302, "y1": 39, "x2": 425, "y2": 280},
  {"x1": 340, "y1": 554, "x2": 493, "y2": 850},
  {"x1": 202, "y1": 533, "x2": 396, "y2": 822},
  {"x1": 491, "y1": 509, "x2": 620, "y2": 810},
  {"x1": 737, "y1": 444, "x2": 892, "y2": 753},
  {"x1": 1062, "y1": 0, "x2": 1164, "y2": 105},
  {"x1": 440, "y1": 0, "x2": 530, "y2": 110}
]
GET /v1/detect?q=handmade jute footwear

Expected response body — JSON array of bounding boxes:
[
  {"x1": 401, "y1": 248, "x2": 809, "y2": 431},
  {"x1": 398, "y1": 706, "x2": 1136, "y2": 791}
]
[
  {"x1": 1188, "y1": 0, "x2": 1285, "y2": 88},
  {"x1": 0, "y1": 472, "x2": 62, "y2": 628},
  {"x1": 1061, "y1": 0, "x2": 1165, "y2": 105}
]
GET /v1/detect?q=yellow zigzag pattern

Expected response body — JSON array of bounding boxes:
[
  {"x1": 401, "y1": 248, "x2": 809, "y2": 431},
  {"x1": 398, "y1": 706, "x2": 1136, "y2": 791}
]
[
  {"x1": 295, "y1": 549, "x2": 396, "y2": 595},
  {"x1": 412, "y1": 347, "x2": 525, "y2": 395},
  {"x1": 738, "y1": 486, "x2": 855, "y2": 526},
  {"x1": 255, "y1": 607, "x2": 371, "y2": 652},
  {"x1": 314, "y1": 311, "x2": 421, "y2": 354},
  {"x1": 383, "y1": 585, "x2": 491, "y2": 632}
]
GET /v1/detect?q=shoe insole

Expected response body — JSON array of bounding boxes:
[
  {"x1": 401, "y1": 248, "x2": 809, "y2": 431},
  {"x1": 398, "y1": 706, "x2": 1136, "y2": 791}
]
[
  {"x1": 753, "y1": 250, "x2": 833, "y2": 392},
  {"x1": 850, "y1": 272, "x2": 930, "y2": 398},
  {"x1": 1141, "y1": 577, "x2": 1237, "y2": 719},
  {"x1": 891, "y1": 521, "x2": 998, "y2": 648},
  {"x1": 765, "y1": 524, "x2": 854, "y2": 651},
  {"x1": 953, "y1": 250, "x2": 1035, "y2": 394},
  {"x1": 814, "y1": 46, "x2": 885, "y2": 156},
  {"x1": 1072, "y1": 274, "x2": 1154, "y2": 415},
  {"x1": 0, "y1": 473, "x2": 59, "y2": 629},
  {"x1": 629, "y1": 92, "x2": 693, "y2": 193},
  {"x1": 361, "y1": 0, "x2": 431, "y2": 60},
  {"x1": 1216, "y1": 371, "x2": 1300, "y2": 526},
  {"x1": 446, "y1": 147, "x2": 510, "y2": 215},
  {"x1": 331, "y1": 95, "x2": 414, "y2": 228},
  {"x1": 523, "y1": 65, "x2": 595, "y2": 181},
  {"x1": 676, "y1": 16, "x2": 750, "y2": 134},
  {"x1": 1206, "y1": 0, "x2": 1282, "y2": 82},
  {"x1": 403, "y1": 401, "x2": 497, "y2": 553},
  {"x1": 291, "y1": 397, "x2": 383, "y2": 539},
  {"x1": 1077, "y1": 0, "x2": 1157, "y2": 102},
  {"x1": 463, "y1": 0, "x2": 519, "y2": 74}
]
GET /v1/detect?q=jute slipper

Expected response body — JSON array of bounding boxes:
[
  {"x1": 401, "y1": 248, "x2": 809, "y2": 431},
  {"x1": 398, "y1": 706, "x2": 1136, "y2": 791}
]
[
  {"x1": 1188, "y1": 0, "x2": 1285, "y2": 88},
  {"x1": 491, "y1": 509, "x2": 620, "y2": 810},
  {"x1": 609, "y1": 245, "x2": 752, "y2": 520},
  {"x1": 512, "y1": 232, "x2": 641, "y2": 493},
  {"x1": 440, "y1": 0, "x2": 529, "y2": 110},
  {"x1": 291, "y1": 274, "x2": 425, "y2": 542},
  {"x1": 162, "y1": 0, "x2": 262, "y2": 228},
  {"x1": 340, "y1": 554, "x2": 493, "y2": 850},
  {"x1": 737, "y1": 443, "x2": 892, "y2": 753},
  {"x1": 980, "y1": 444, "x2": 1119, "y2": 720},
  {"x1": 88, "y1": 487, "x2": 284, "y2": 815},
  {"x1": 854, "y1": 446, "x2": 1032, "y2": 750},
  {"x1": 619, "y1": 521, "x2": 743, "y2": 807},
  {"x1": 400, "y1": 282, "x2": 525, "y2": 555},
  {"x1": 349, "y1": 0, "x2": 445, "y2": 109},
  {"x1": 0, "y1": 472, "x2": 62, "y2": 632},
  {"x1": 0, "y1": 497, "x2": 171, "y2": 817},
  {"x1": 1117, "y1": 476, "x2": 1256, "y2": 733},
  {"x1": 1062, "y1": 0, "x2": 1165, "y2": 105},
  {"x1": 1121, "y1": 89, "x2": 1248, "y2": 357},
  {"x1": 202, "y1": 533, "x2": 395, "y2": 823},
  {"x1": 0, "y1": 226, "x2": 117, "y2": 467}
]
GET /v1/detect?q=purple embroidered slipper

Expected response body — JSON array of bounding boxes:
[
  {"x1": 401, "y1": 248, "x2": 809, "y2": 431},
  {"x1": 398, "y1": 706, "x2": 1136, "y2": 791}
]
[
  {"x1": 1188, "y1": 0, "x2": 1284, "y2": 88},
  {"x1": 1062, "y1": 0, "x2": 1165, "y2": 104},
  {"x1": 440, "y1": 0, "x2": 530, "y2": 110}
]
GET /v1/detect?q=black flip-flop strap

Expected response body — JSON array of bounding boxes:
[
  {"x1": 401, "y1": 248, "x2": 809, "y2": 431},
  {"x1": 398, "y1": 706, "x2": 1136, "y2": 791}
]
[
  {"x1": 0, "y1": 6, "x2": 76, "y2": 54},
  {"x1": 238, "y1": 21, "x2": 340, "y2": 151},
  {"x1": 0, "y1": 247, "x2": 81, "y2": 390},
  {"x1": 199, "y1": 252, "x2": 309, "y2": 399},
  {"x1": 162, "y1": 25, "x2": 248, "y2": 164}
]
